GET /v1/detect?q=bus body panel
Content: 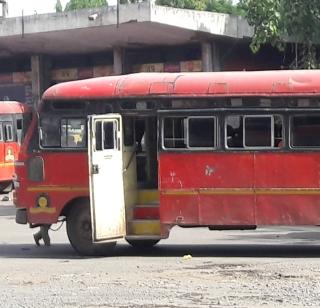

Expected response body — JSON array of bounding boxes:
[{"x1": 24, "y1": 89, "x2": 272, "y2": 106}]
[
  {"x1": 0, "y1": 101, "x2": 30, "y2": 191},
  {"x1": 18, "y1": 152, "x2": 89, "y2": 223},
  {"x1": 159, "y1": 152, "x2": 255, "y2": 226},
  {"x1": 255, "y1": 152, "x2": 320, "y2": 225}
]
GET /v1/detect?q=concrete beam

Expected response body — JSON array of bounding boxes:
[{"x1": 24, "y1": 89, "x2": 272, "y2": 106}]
[
  {"x1": 201, "y1": 42, "x2": 213, "y2": 72},
  {"x1": 113, "y1": 47, "x2": 123, "y2": 75},
  {"x1": 31, "y1": 55, "x2": 50, "y2": 107}
]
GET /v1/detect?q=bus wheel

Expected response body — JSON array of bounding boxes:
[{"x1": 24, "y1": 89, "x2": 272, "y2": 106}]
[
  {"x1": 66, "y1": 201, "x2": 115, "y2": 256},
  {"x1": 126, "y1": 238, "x2": 160, "y2": 248}
]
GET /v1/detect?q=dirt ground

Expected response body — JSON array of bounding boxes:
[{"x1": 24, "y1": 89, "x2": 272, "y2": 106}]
[{"x1": 1, "y1": 201, "x2": 320, "y2": 307}]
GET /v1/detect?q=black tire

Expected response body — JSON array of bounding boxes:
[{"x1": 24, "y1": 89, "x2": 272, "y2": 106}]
[
  {"x1": 126, "y1": 238, "x2": 160, "y2": 248},
  {"x1": 66, "y1": 200, "x2": 116, "y2": 256}
]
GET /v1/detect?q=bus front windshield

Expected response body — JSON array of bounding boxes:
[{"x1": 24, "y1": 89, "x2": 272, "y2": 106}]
[{"x1": 40, "y1": 114, "x2": 87, "y2": 149}]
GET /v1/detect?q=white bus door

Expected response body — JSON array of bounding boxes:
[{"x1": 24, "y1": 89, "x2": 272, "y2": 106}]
[{"x1": 88, "y1": 114, "x2": 126, "y2": 242}]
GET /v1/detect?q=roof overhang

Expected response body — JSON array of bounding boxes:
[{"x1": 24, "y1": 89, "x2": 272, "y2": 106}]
[{"x1": 0, "y1": 2, "x2": 253, "y2": 58}]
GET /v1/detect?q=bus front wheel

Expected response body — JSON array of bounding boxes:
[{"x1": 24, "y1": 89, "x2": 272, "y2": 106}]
[{"x1": 66, "y1": 200, "x2": 115, "y2": 256}]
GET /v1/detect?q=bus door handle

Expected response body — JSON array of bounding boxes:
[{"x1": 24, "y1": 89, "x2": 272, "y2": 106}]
[{"x1": 92, "y1": 164, "x2": 100, "y2": 174}]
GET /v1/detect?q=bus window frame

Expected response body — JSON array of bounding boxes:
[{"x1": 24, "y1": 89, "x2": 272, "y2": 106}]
[
  {"x1": 186, "y1": 116, "x2": 217, "y2": 150},
  {"x1": 224, "y1": 113, "x2": 284, "y2": 151},
  {"x1": 4, "y1": 122, "x2": 14, "y2": 142},
  {"x1": 0, "y1": 122, "x2": 3, "y2": 142},
  {"x1": 161, "y1": 113, "x2": 218, "y2": 151},
  {"x1": 243, "y1": 115, "x2": 275, "y2": 149},
  {"x1": 289, "y1": 113, "x2": 320, "y2": 149}
]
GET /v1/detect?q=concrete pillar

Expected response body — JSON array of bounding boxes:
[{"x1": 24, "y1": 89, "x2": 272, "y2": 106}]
[
  {"x1": 31, "y1": 55, "x2": 51, "y2": 108},
  {"x1": 212, "y1": 41, "x2": 221, "y2": 72},
  {"x1": 0, "y1": 1, "x2": 8, "y2": 18},
  {"x1": 201, "y1": 42, "x2": 213, "y2": 72},
  {"x1": 113, "y1": 47, "x2": 124, "y2": 75},
  {"x1": 201, "y1": 41, "x2": 221, "y2": 72}
]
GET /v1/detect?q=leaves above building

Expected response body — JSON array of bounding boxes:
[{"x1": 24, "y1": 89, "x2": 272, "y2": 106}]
[
  {"x1": 64, "y1": 0, "x2": 108, "y2": 11},
  {"x1": 239, "y1": 0, "x2": 320, "y2": 69},
  {"x1": 155, "y1": 0, "x2": 244, "y2": 15}
]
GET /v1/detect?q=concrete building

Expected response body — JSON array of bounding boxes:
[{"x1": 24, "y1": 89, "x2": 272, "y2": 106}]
[{"x1": 0, "y1": 1, "x2": 288, "y2": 107}]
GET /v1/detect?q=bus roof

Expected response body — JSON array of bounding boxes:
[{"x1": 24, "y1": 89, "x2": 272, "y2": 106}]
[
  {"x1": 0, "y1": 101, "x2": 30, "y2": 114},
  {"x1": 42, "y1": 70, "x2": 320, "y2": 102}
]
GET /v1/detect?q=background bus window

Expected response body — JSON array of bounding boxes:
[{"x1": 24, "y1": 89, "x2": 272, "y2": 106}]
[
  {"x1": 226, "y1": 115, "x2": 244, "y2": 148},
  {"x1": 61, "y1": 119, "x2": 86, "y2": 148},
  {"x1": 4, "y1": 123, "x2": 14, "y2": 142},
  {"x1": 244, "y1": 116, "x2": 272, "y2": 147},
  {"x1": 291, "y1": 115, "x2": 320, "y2": 147},
  {"x1": 0, "y1": 123, "x2": 3, "y2": 141},
  {"x1": 163, "y1": 117, "x2": 187, "y2": 149},
  {"x1": 188, "y1": 117, "x2": 216, "y2": 148}
]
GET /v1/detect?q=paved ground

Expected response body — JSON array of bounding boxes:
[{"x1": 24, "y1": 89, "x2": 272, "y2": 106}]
[{"x1": 1, "y1": 197, "x2": 320, "y2": 307}]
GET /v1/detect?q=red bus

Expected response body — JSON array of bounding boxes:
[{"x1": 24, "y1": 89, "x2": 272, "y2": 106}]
[
  {"x1": 14, "y1": 70, "x2": 320, "y2": 255},
  {"x1": 0, "y1": 101, "x2": 31, "y2": 193}
]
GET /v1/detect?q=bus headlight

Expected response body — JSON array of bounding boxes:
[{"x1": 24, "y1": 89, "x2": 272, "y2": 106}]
[{"x1": 37, "y1": 195, "x2": 49, "y2": 209}]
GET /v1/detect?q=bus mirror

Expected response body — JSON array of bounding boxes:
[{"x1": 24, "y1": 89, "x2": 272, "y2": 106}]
[{"x1": 39, "y1": 127, "x2": 43, "y2": 141}]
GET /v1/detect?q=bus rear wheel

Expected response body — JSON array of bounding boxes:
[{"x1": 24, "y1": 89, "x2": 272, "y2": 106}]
[
  {"x1": 66, "y1": 200, "x2": 116, "y2": 256},
  {"x1": 126, "y1": 238, "x2": 160, "y2": 248}
]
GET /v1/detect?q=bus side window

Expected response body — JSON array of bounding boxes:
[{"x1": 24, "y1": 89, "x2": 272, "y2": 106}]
[
  {"x1": 291, "y1": 115, "x2": 320, "y2": 147},
  {"x1": 0, "y1": 123, "x2": 3, "y2": 142},
  {"x1": 163, "y1": 117, "x2": 187, "y2": 149},
  {"x1": 188, "y1": 117, "x2": 216, "y2": 148},
  {"x1": 16, "y1": 119, "x2": 23, "y2": 144},
  {"x1": 226, "y1": 115, "x2": 244, "y2": 148},
  {"x1": 4, "y1": 123, "x2": 14, "y2": 142}
]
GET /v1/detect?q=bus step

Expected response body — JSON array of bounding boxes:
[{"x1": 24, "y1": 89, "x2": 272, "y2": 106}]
[
  {"x1": 128, "y1": 219, "x2": 161, "y2": 236},
  {"x1": 137, "y1": 189, "x2": 159, "y2": 205},
  {"x1": 133, "y1": 204, "x2": 159, "y2": 220}
]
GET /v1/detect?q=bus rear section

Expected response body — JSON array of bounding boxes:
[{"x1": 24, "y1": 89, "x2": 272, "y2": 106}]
[
  {"x1": 0, "y1": 101, "x2": 31, "y2": 193},
  {"x1": 13, "y1": 70, "x2": 320, "y2": 255}
]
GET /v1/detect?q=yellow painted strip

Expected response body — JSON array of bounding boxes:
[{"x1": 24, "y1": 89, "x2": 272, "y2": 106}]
[
  {"x1": 0, "y1": 162, "x2": 14, "y2": 167},
  {"x1": 27, "y1": 186, "x2": 89, "y2": 192},
  {"x1": 29, "y1": 207, "x2": 56, "y2": 214},
  {"x1": 162, "y1": 188, "x2": 320, "y2": 196},
  {"x1": 129, "y1": 220, "x2": 161, "y2": 236},
  {"x1": 137, "y1": 189, "x2": 159, "y2": 204}
]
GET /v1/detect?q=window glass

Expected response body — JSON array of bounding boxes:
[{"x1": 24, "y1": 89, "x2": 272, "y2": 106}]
[
  {"x1": 226, "y1": 115, "x2": 244, "y2": 148},
  {"x1": 95, "y1": 121, "x2": 102, "y2": 151},
  {"x1": 4, "y1": 123, "x2": 13, "y2": 142},
  {"x1": 123, "y1": 117, "x2": 134, "y2": 147},
  {"x1": 40, "y1": 116, "x2": 61, "y2": 147},
  {"x1": 291, "y1": 115, "x2": 320, "y2": 147},
  {"x1": 226, "y1": 115, "x2": 283, "y2": 149},
  {"x1": 244, "y1": 116, "x2": 272, "y2": 147},
  {"x1": 103, "y1": 121, "x2": 116, "y2": 150},
  {"x1": 0, "y1": 123, "x2": 3, "y2": 142},
  {"x1": 163, "y1": 117, "x2": 187, "y2": 149},
  {"x1": 188, "y1": 117, "x2": 215, "y2": 148},
  {"x1": 61, "y1": 119, "x2": 86, "y2": 148}
]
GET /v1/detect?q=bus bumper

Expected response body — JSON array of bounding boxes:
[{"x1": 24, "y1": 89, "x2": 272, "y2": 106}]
[{"x1": 16, "y1": 208, "x2": 27, "y2": 224}]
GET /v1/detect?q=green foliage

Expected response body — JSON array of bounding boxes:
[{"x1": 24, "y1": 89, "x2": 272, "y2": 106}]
[
  {"x1": 64, "y1": 0, "x2": 107, "y2": 11},
  {"x1": 240, "y1": 0, "x2": 320, "y2": 69},
  {"x1": 55, "y1": 0, "x2": 63, "y2": 12},
  {"x1": 155, "y1": 0, "x2": 243, "y2": 15}
]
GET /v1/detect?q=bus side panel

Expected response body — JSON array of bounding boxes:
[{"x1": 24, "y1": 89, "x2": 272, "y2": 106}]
[
  {"x1": 0, "y1": 140, "x2": 5, "y2": 181},
  {"x1": 23, "y1": 152, "x2": 89, "y2": 224},
  {"x1": 255, "y1": 153, "x2": 320, "y2": 225},
  {"x1": 0, "y1": 141, "x2": 18, "y2": 183},
  {"x1": 159, "y1": 152, "x2": 255, "y2": 226}
]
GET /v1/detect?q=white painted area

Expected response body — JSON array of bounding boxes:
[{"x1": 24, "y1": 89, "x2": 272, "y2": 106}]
[
  {"x1": 88, "y1": 114, "x2": 126, "y2": 242},
  {"x1": 7, "y1": 0, "x2": 116, "y2": 17}
]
